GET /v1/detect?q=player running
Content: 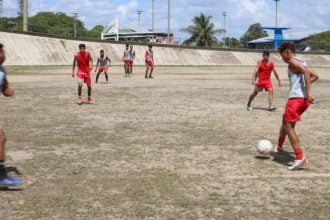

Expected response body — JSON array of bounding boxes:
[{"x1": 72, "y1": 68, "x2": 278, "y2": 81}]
[
  {"x1": 0, "y1": 43, "x2": 22, "y2": 187},
  {"x1": 72, "y1": 44, "x2": 94, "y2": 105},
  {"x1": 247, "y1": 51, "x2": 282, "y2": 111},
  {"x1": 95, "y1": 50, "x2": 111, "y2": 83},
  {"x1": 122, "y1": 44, "x2": 131, "y2": 77},
  {"x1": 145, "y1": 45, "x2": 154, "y2": 79},
  {"x1": 275, "y1": 42, "x2": 319, "y2": 170},
  {"x1": 128, "y1": 45, "x2": 136, "y2": 76}
]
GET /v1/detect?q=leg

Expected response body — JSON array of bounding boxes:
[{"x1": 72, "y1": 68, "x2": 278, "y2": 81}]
[
  {"x1": 87, "y1": 84, "x2": 92, "y2": 97},
  {"x1": 0, "y1": 129, "x2": 7, "y2": 177},
  {"x1": 149, "y1": 67, "x2": 154, "y2": 78},
  {"x1": 78, "y1": 83, "x2": 82, "y2": 97},
  {"x1": 247, "y1": 91, "x2": 258, "y2": 107},
  {"x1": 104, "y1": 71, "x2": 109, "y2": 82},
  {"x1": 145, "y1": 66, "x2": 149, "y2": 78},
  {"x1": 268, "y1": 89, "x2": 274, "y2": 109},
  {"x1": 283, "y1": 121, "x2": 304, "y2": 160},
  {"x1": 129, "y1": 65, "x2": 133, "y2": 75},
  {"x1": 95, "y1": 71, "x2": 101, "y2": 83}
]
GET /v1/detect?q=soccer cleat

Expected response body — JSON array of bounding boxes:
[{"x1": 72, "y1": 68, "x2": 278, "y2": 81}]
[
  {"x1": 0, "y1": 175, "x2": 22, "y2": 187},
  {"x1": 288, "y1": 157, "x2": 309, "y2": 170},
  {"x1": 88, "y1": 97, "x2": 94, "y2": 104},
  {"x1": 246, "y1": 105, "x2": 253, "y2": 111},
  {"x1": 268, "y1": 106, "x2": 276, "y2": 111},
  {"x1": 77, "y1": 97, "x2": 83, "y2": 105}
]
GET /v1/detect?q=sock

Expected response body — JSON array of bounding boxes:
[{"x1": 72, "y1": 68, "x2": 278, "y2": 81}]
[
  {"x1": 294, "y1": 148, "x2": 304, "y2": 160},
  {"x1": 277, "y1": 137, "x2": 285, "y2": 149}
]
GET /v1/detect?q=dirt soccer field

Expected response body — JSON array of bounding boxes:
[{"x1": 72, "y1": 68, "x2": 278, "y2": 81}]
[{"x1": 1, "y1": 66, "x2": 330, "y2": 219}]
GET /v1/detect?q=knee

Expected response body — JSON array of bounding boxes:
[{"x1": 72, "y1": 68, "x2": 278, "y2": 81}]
[{"x1": 0, "y1": 130, "x2": 7, "y2": 143}]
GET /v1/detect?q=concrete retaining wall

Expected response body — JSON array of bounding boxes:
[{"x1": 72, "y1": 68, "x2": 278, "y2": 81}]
[{"x1": 1, "y1": 30, "x2": 330, "y2": 67}]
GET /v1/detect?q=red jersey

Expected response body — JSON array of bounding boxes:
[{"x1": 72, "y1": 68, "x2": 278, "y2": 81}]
[
  {"x1": 76, "y1": 51, "x2": 91, "y2": 74},
  {"x1": 257, "y1": 60, "x2": 274, "y2": 82}
]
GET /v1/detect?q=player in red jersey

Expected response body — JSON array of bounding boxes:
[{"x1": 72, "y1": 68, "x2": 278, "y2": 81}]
[
  {"x1": 247, "y1": 51, "x2": 282, "y2": 111},
  {"x1": 72, "y1": 44, "x2": 94, "y2": 105},
  {"x1": 145, "y1": 45, "x2": 154, "y2": 79}
]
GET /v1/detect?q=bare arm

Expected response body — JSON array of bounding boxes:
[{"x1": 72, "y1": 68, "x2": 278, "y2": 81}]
[
  {"x1": 308, "y1": 67, "x2": 319, "y2": 84},
  {"x1": 289, "y1": 58, "x2": 313, "y2": 103},
  {"x1": 272, "y1": 66, "x2": 282, "y2": 87},
  {"x1": 252, "y1": 64, "x2": 259, "y2": 85},
  {"x1": 89, "y1": 55, "x2": 93, "y2": 71},
  {"x1": 72, "y1": 55, "x2": 77, "y2": 77},
  {"x1": 107, "y1": 57, "x2": 111, "y2": 66},
  {"x1": 95, "y1": 58, "x2": 100, "y2": 72},
  {"x1": 2, "y1": 77, "x2": 14, "y2": 97}
]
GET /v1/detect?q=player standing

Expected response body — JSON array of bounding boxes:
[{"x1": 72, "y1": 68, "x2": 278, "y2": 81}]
[
  {"x1": 128, "y1": 45, "x2": 136, "y2": 76},
  {"x1": 95, "y1": 50, "x2": 111, "y2": 83},
  {"x1": 145, "y1": 45, "x2": 154, "y2": 79},
  {"x1": 72, "y1": 44, "x2": 94, "y2": 105},
  {"x1": 122, "y1": 44, "x2": 131, "y2": 77},
  {"x1": 0, "y1": 43, "x2": 22, "y2": 187},
  {"x1": 247, "y1": 51, "x2": 282, "y2": 111},
  {"x1": 275, "y1": 42, "x2": 319, "y2": 170}
]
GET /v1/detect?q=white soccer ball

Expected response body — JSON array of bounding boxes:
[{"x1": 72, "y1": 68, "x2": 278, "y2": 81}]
[{"x1": 257, "y1": 140, "x2": 273, "y2": 155}]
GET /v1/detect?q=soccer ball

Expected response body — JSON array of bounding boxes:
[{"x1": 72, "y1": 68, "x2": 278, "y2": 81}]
[{"x1": 256, "y1": 140, "x2": 273, "y2": 155}]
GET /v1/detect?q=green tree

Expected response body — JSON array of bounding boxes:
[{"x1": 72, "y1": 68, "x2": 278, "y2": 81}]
[
  {"x1": 304, "y1": 30, "x2": 330, "y2": 51},
  {"x1": 223, "y1": 37, "x2": 241, "y2": 48},
  {"x1": 28, "y1": 12, "x2": 86, "y2": 37},
  {"x1": 240, "y1": 23, "x2": 268, "y2": 46},
  {"x1": 86, "y1": 25, "x2": 104, "y2": 38},
  {"x1": 181, "y1": 13, "x2": 223, "y2": 47}
]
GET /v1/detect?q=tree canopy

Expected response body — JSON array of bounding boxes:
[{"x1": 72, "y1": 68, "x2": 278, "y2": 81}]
[
  {"x1": 240, "y1": 23, "x2": 268, "y2": 45},
  {"x1": 180, "y1": 13, "x2": 223, "y2": 47}
]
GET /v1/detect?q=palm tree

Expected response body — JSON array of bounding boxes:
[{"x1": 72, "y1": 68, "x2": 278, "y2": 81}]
[{"x1": 181, "y1": 13, "x2": 223, "y2": 47}]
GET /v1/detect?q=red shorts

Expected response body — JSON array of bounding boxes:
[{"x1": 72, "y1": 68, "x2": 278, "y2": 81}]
[
  {"x1": 255, "y1": 80, "x2": 273, "y2": 92},
  {"x1": 77, "y1": 72, "x2": 91, "y2": 85},
  {"x1": 146, "y1": 60, "x2": 154, "y2": 68},
  {"x1": 99, "y1": 67, "x2": 108, "y2": 72},
  {"x1": 123, "y1": 60, "x2": 130, "y2": 65},
  {"x1": 283, "y1": 98, "x2": 310, "y2": 122},
  {"x1": 129, "y1": 60, "x2": 133, "y2": 66}
]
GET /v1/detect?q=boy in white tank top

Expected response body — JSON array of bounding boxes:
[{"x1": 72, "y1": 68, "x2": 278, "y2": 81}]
[
  {"x1": 122, "y1": 44, "x2": 130, "y2": 77},
  {"x1": 95, "y1": 50, "x2": 111, "y2": 83},
  {"x1": 276, "y1": 42, "x2": 319, "y2": 170}
]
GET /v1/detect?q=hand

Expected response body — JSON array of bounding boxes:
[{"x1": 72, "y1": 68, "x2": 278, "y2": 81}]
[
  {"x1": 3, "y1": 86, "x2": 15, "y2": 97},
  {"x1": 90, "y1": 67, "x2": 93, "y2": 71},
  {"x1": 72, "y1": 73, "x2": 75, "y2": 78},
  {"x1": 307, "y1": 94, "x2": 314, "y2": 104},
  {"x1": 278, "y1": 80, "x2": 282, "y2": 87},
  {"x1": 252, "y1": 80, "x2": 256, "y2": 85}
]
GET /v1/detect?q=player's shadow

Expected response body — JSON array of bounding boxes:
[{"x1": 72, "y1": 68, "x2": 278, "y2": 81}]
[
  {"x1": 271, "y1": 151, "x2": 296, "y2": 166},
  {"x1": 255, "y1": 156, "x2": 271, "y2": 160},
  {"x1": 0, "y1": 187, "x2": 23, "y2": 191},
  {"x1": 252, "y1": 107, "x2": 276, "y2": 112}
]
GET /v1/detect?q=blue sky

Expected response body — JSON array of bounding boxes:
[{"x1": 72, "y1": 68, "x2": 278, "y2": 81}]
[{"x1": 3, "y1": 0, "x2": 330, "y2": 40}]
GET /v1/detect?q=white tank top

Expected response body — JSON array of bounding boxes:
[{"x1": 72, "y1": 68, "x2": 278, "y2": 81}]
[
  {"x1": 123, "y1": 50, "x2": 130, "y2": 60},
  {"x1": 0, "y1": 66, "x2": 6, "y2": 88},
  {"x1": 99, "y1": 56, "x2": 108, "y2": 68},
  {"x1": 130, "y1": 50, "x2": 135, "y2": 61},
  {"x1": 146, "y1": 50, "x2": 153, "y2": 61},
  {"x1": 288, "y1": 57, "x2": 308, "y2": 99}
]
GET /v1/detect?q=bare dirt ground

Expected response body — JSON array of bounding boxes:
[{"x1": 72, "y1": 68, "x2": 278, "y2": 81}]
[{"x1": 1, "y1": 66, "x2": 330, "y2": 219}]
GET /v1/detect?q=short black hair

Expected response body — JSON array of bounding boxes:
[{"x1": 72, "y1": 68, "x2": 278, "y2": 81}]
[
  {"x1": 126, "y1": 44, "x2": 129, "y2": 47},
  {"x1": 79, "y1": 44, "x2": 86, "y2": 49},
  {"x1": 263, "y1": 51, "x2": 270, "y2": 56},
  {"x1": 0, "y1": 43, "x2": 3, "y2": 50},
  {"x1": 100, "y1": 49, "x2": 104, "y2": 53},
  {"x1": 148, "y1": 45, "x2": 153, "y2": 48},
  {"x1": 278, "y1": 42, "x2": 296, "y2": 53}
]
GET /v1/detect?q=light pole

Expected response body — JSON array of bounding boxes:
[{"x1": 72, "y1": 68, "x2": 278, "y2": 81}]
[
  {"x1": 137, "y1": 10, "x2": 143, "y2": 26},
  {"x1": 71, "y1": 13, "x2": 78, "y2": 37},
  {"x1": 274, "y1": 0, "x2": 280, "y2": 27},
  {"x1": 222, "y1": 11, "x2": 227, "y2": 47},
  {"x1": 151, "y1": 0, "x2": 155, "y2": 31},
  {"x1": 23, "y1": 0, "x2": 28, "y2": 32},
  {"x1": 167, "y1": 0, "x2": 171, "y2": 44}
]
